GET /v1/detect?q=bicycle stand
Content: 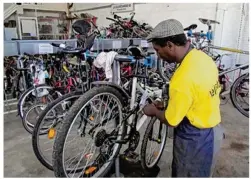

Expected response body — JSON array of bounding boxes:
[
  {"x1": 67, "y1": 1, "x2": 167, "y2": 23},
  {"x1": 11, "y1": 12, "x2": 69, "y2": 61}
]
[{"x1": 106, "y1": 153, "x2": 160, "y2": 177}]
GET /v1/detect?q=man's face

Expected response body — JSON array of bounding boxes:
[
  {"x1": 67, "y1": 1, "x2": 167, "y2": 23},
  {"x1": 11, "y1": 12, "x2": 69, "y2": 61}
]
[{"x1": 152, "y1": 43, "x2": 176, "y2": 63}]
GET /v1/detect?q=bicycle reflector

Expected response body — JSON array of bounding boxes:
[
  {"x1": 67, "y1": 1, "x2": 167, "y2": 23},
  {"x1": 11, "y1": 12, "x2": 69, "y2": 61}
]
[
  {"x1": 84, "y1": 153, "x2": 94, "y2": 159},
  {"x1": 84, "y1": 166, "x2": 97, "y2": 175},
  {"x1": 153, "y1": 151, "x2": 159, "y2": 158},
  {"x1": 90, "y1": 116, "x2": 94, "y2": 121},
  {"x1": 48, "y1": 128, "x2": 56, "y2": 139}
]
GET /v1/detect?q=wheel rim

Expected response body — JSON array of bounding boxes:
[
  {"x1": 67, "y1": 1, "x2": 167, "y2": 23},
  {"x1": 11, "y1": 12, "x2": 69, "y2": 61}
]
[
  {"x1": 19, "y1": 86, "x2": 55, "y2": 119},
  {"x1": 145, "y1": 118, "x2": 167, "y2": 168},
  {"x1": 25, "y1": 103, "x2": 48, "y2": 131},
  {"x1": 234, "y1": 75, "x2": 249, "y2": 116}
]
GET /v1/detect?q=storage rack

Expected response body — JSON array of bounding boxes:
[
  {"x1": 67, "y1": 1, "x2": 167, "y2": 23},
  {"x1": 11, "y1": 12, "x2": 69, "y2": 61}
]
[{"x1": 4, "y1": 38, "x2": 154, "y2": 56}]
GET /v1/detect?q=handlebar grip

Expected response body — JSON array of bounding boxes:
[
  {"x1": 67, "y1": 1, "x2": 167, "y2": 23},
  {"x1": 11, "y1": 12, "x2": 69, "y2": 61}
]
[
  {"x1": 106, "y1": 17, "x2": 116, "y2": 21},
  {"x1": 114, "y1": 14, "x2": 121, "y2": 19},
  {"x1": 51, "y1": 43, "x2": 60, "y2": 47},
  {"x1": 130, "y1": 13, "x2": 135, "y2": 21},
  {"x1": 23, "y1": 52, "x2": 31, "y2": 56},
  {"x1": 114, "y1": 55, "x2": 132, "y2": 62},
  {"x1": 147, "y1": 52, "x2": 155, "y2": 56}
]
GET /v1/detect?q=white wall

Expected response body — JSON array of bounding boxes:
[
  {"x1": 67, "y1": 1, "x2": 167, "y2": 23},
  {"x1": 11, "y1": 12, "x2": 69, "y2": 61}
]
[
  {"x1": 238, "y1": 4, "x2": 249, "y2": 65},
  {"x1": 72, "y1": 3, "x2": 217, "y2": 33},
  {"x1": 4, "y1": 3, "x2": 67, "y2": 21},
  {"x1": 4, "y1": 3, "x2": 12, "y2": 10},
  {"x1": 71, "y1": 3, "x2": 247, "y2": 48}
]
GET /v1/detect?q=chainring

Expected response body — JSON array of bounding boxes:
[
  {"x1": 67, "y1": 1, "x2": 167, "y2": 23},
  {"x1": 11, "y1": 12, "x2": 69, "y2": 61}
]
[{"x1": 128, "y1": 131, "x2": 140, "y2": 151}]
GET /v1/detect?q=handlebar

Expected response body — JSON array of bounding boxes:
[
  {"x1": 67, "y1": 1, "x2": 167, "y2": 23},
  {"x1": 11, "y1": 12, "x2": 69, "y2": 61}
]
[
  {"x1": 114, "y1": 55, "x2": 133, "y2": 62},
  {"x1": 106, "y1": 17, "x2": 126, "y2": 29},
  {"x1": 23, "y1": 52, "x2": 32, "y2": 56},
  {"x1": 130, "y1": 12, "x2": 135, "y2": 21},
  {"x1": 51, "y1": 43, "x2": 60, "y2": 47},
  {"x1": 147, "y1": 52, "x2": 155, "y2": 56},
  {"x1": 89, "y1": 20, "x2": 101, "y2": 35},
  {"x1": 113, "y1": 14, "x2": 121, "y2": 19},
  {"x1": 106, "y1": 17, "x2": 117, "y2": 22}
]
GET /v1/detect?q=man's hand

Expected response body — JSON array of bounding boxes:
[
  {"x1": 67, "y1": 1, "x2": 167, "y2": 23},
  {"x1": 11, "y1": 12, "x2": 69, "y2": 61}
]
[
  {"x1": 143, "y1": 102, "x2": 172, "y2": 127},
  {"x1": 143, "y1": 104, "x2": 158, "y2": 116},
  {"x1": 153, "y1": 100, "x2": 164, "y2": 109}
]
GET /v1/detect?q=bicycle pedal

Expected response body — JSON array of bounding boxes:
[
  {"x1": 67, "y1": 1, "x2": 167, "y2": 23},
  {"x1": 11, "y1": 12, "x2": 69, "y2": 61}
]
[{"x1": 122, "y1": 152, "x2": 139, "y2": 163}]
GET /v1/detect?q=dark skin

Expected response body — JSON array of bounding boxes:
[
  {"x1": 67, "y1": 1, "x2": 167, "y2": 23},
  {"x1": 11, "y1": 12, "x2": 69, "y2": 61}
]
[{"x1": 143, "y1": 40, "x2": 191, "y2": 127}]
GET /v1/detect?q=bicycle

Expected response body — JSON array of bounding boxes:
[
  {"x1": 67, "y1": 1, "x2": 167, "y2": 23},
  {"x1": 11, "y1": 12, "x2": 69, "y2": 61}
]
[{"x1": 52, "y1": 46, "x2": 168, "y2": 177}]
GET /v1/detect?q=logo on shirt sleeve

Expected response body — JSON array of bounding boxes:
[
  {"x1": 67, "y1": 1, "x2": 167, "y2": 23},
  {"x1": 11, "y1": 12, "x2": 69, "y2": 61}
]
[{"x1": 209, "y1": 81, "x2": 221, "y2": 97}]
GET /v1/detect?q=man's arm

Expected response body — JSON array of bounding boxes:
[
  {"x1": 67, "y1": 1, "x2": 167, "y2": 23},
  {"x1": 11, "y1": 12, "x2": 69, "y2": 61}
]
[
  {"x1": 155, "y1": 110, "x2": 178, "y2": 127},
  {"x1": 154, "y1": 87, "x2": 193, "y2": 127}
]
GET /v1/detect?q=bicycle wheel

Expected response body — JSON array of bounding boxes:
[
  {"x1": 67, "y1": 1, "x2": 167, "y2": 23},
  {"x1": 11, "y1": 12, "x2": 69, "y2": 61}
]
[
  {"x1": 230, "y1": 73, "x2": 249, "y2": 117},
  {"x1": 141, "y1": 117, "x2": 167, "y2": 171},
  {"x1": 17, "y1": 84, "x2": 61, "y2": 120},
  {"x1": 52, "y1": 86, "x2": 126, "y2": 177},
  {"x1": 157, "y1": 58, "x2": 176, "y2": 82},
  {"x1": 32, "y1": 91, "x2": 83, "y2": 170}
]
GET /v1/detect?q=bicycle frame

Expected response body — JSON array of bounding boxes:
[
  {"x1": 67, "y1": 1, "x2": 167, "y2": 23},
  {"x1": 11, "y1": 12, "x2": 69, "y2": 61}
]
[
  {"x1": 208, "y1": 45, "x2": 249, "y2": 55},
  {"x1": 124, "y1": 59, "x2": 163, "y2": 134},
  {"x1": 219, "y1": 63, "x2": 249, "y2": 76}
]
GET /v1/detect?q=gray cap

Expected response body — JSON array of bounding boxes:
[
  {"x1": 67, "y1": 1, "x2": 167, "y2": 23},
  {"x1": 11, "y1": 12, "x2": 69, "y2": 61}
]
[{"x1": 147, "y1": 19, "x2": 184, "y2": 41}]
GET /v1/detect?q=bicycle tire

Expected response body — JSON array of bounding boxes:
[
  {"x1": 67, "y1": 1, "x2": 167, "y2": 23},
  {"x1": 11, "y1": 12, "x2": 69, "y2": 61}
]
[
  {"x1": 230, "y1": 73, "x2": 249, "y2": 118},
  {"x1": 32, "y1": 91, "x2": 83, "y2": 170},
  {"x1": 141, "y1": 117, "x2": 167, "y2": 171},
  {"x1": 52, "y1": 86, "x2": 126, "y2": 177}
]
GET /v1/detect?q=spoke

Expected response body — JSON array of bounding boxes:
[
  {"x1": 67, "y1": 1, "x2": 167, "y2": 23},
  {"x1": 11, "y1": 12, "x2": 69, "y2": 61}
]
[
  {"x1": 78, "y1": 143, "x2": 97, "y2": 177},
  {"x1": 65, "y1": 152, "x2": 83, "y2": 166},
  {"x1": 100, "y1": 96, "x2": 113, "y2": 124},
  {"x1": 148, "y1": 142, "x2": 159, "y2": 164},
  {"x1": 67, "y1": 137, "x2": 93, "y2": 176},
  {"x1": 147, "y1": 135, "x2": 154, "y2": 164}
]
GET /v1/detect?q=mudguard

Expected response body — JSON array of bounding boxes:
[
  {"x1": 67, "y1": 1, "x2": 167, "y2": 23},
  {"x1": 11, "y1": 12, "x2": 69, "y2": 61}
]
[{"x1": 91, "y1": 81, "x2": 130, "y2": 105}]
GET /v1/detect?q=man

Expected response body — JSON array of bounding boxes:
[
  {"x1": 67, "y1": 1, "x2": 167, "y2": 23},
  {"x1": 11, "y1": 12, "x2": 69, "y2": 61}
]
[{"x1": 143, "y1": 19, "x2": 224, "y2": 177}]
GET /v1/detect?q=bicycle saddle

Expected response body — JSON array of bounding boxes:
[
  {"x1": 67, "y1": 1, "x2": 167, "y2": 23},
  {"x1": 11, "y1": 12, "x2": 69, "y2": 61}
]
[
  {"x1": 199, "y1": 18, "x2": 220, "y2": 25},
  {"x1": 184, "y1": 24, "x2": 198, "y2": 31},
  {"x1": 127, "y1": 46, "x2": 146, "y2": 58}
]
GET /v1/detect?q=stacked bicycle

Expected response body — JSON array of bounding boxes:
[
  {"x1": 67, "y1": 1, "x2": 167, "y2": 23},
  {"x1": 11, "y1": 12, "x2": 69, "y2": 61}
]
[{"x1": 71, "y1": 12, "x2": 153, "y2": 39}]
